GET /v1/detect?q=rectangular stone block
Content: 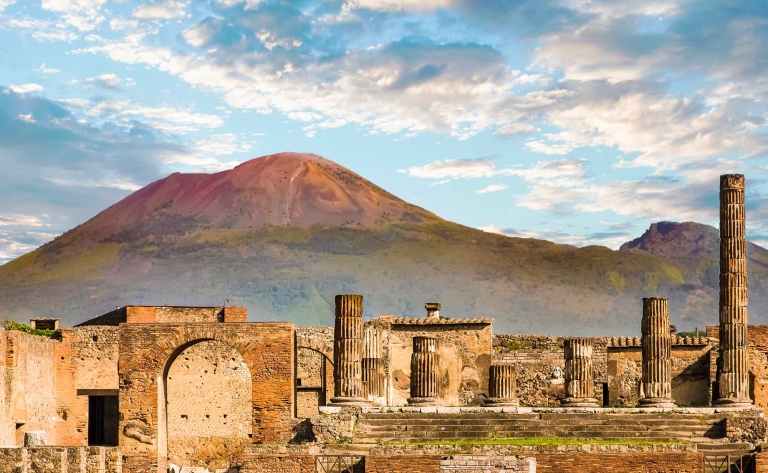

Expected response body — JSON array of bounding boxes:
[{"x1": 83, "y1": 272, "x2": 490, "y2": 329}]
[
  {"x1": 720, "y1": 306, "x2": 748, "y2": 325},
  {"x1": 720, "y1": 237, "x2": 747, "y2": 259},
  {"x1": 721, "y1": 188, "x2": 745, "y2": 205},
  {"x1": 720, "y1": 286, "x2": 748, "y2": 307},
  {"x1": 721, "y1": 258, "x2": 747, "y2": 273},
  {"x1": 720, "y1": 219, "x2": 746, "y2": 238},
  {"x1": 720, "y1": 273, "x2": 748, "y2": 288},
  {"x1": 721, "y1": 204, "x2": 745, "y2": 222}
]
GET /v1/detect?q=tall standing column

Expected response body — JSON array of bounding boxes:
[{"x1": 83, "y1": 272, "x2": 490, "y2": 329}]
[
  {"x1": 717, "y1": 174, "x2": 752, "y2": 406},
  {"x1": 639, "y1": 297, "x2": 676, "y2": 408},
  {"x1": 362, "y1": 328, "x2": 384, "y2": 402},
  {"x1": 407, "y1": 337, "x2": 442, "y2": 406},
  {"x1": 561, "y1": 338, "x2": 600, "y2": 407},
  {"x1": 484, "y1": 364, "x2": 520, "y2": 407},
  {"x1": 330, "y1": 294, "x2": 367, "y2": 406}
]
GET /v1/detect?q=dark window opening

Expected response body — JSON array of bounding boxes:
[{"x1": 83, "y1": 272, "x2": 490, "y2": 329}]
[
  {"x1": 602, "y1": 383, "x2": 609, "y2": 407},
  {"x1": 88, "y1": 396, "x2": 118, "y2": 446}
]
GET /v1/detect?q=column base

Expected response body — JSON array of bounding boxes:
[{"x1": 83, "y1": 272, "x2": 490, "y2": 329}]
[
  {"x1": 638, "y1": 398, "x2": 677, "y2": 408},
  {"x1": 329, "y1": 396, "x2": 368, "y2": 407},
  {"x1": 714, "y1": 397, "x2": 753, "y2": 408},
  {"x1": 561, "y1": 397, "x2": 600, "y2": 407},
  {"x1": 483, "y1": 398, "x2": 520, "y2": 407},
  {"x1": 407, "y1": 396, "x2": 442, "y2": 406}
]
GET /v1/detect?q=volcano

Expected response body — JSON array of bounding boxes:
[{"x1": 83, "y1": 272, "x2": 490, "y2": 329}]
[{"x1": 3, "y1": 152, "x2": 768, "y2": 335}]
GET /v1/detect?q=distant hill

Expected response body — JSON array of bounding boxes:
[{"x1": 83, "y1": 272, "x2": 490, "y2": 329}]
[{"x1": 1, "y1": 153, "x2": 768, "y2": 335}]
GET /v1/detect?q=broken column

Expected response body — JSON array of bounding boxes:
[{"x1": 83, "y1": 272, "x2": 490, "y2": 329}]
[
  {"x1": 561, "y1": 338, "x2": 600, "y2": 407},
  {"x1": 330, "y1": 294, "x2": 367, "y2": 406},
  {"x1": 362, "y1": 327, "x2": 384, "y2": 402},
  {"x1": 484, "y1": 364, "x2": 520, "y2": 407},
  {"x1": 639, "y1": 297, "x2": 676, "y2": 408},
  {"x1": 425, "y1": 302, "x2": 441, "y2": 320},
  {"x1": 716, "y1": 173, "x2": 753, "y2": 406},
  {"x1": 407, "y1": 336, "x2": 441, "y2": 406}
]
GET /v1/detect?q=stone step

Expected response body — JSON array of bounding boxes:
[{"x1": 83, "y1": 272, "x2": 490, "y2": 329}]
[
  {"x1": 697, "y1": 443, "x2": 752, "y2": 453},
  {"x1": 357, "y1": 425, "x2": 722, "y2": 435},
  {"x1": 358, "y1": 419, "x2": 720, "y2": 428}
]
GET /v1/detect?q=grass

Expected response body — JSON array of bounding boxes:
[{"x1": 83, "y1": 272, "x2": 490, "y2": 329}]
[
  {"x1": 1, "y1": 320, "x2": 56, "y2": 337},
  {"x1": 382, "y1": 438, "x2": 687, "y2": 447}
]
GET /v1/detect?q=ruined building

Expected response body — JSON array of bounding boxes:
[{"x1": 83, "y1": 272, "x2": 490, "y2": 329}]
[{"x1": 1, "y1": 174, "x2": 768, "y2": 473}]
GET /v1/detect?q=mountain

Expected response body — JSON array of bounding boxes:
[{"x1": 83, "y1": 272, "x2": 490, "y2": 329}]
[{"x1": 2, "y1": 152, "x2": 768, "y2": 335}]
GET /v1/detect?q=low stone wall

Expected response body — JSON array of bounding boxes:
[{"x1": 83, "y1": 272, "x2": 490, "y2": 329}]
[
  {"x1": 365, "y1": 455, "x2": 442, "y2": 473},
  {"x1": 0, "y1": 446, "x2": 120, "y2": 473},
  {"x1": 535, "y1": 452, "x2": 702, "y2": 472},
  {"x1": 238, "y1": 453, "x2": 315, "y2": 473}
]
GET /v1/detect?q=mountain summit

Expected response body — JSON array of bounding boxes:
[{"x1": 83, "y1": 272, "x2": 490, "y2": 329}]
[
  {"x1": 52, "y1": 152, "x2": 437, "y2": 254},
  {"x1": 4, "y1": 153, "x2": 768, "y2": 334}
]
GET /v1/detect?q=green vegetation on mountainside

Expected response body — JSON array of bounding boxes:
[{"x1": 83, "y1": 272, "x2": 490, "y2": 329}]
[{"x1": 1, "y1": 220, "x2": 762, "y2": 335}]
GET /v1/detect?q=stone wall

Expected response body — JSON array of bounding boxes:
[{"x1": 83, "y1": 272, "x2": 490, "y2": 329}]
[
  {"x1": 55, "y1": 326, "x2": 119, "y2": 446},
  {"x1": 365, "y1": 455, "x2": 443, "y2": 473},
  {"x1": 118, "y1": 322, "x2": 295, "y2": 472},
  {"x1": 296, "y1": 327, "x2": 334, "y2": 418},
  {"x1": 238, "y1": 453, "x2": 315, "y2": 473},
  {"x1": 0, "y1": 446, "x2": 120, "y2": 473},
  {"x1": 2, "y1": 330, "x2": 59, "y2": 446},
  {"x1": 748, "y1": 326, "x2": 768, "y2": 409},
  {"x1": 607, "y1": 344, "x2": 712, "y2": 407},
  {"x1": 534, "y1": 452, "x2": 702, "y2": 472},
  {"x1": 371, "y1": 318, "x2": 492, "y2": 406},
  {"x1": 166, "y1": 339, "x2": 252, "y2": 469},
  {"x1": 76, "y1": 306, "x2": 247, "y2": 326},
  {"x1": 493, "y1": 335, "x2": 608, "y2": 406}
]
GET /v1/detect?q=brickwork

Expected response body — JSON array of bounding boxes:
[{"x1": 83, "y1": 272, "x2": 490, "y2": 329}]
[
  {"x1": 297, "y1": 327, "x2": 334, "y2": 417},
  {"x1": 117, "y1": 322, "x2": 295, "y2": 472},
  {"x1": 365, "y1": 454, "x2": 443, "y2": 473},
  {"x1": 55, "y1": 326, "x2": 120, "y2": 446},
  {"x1": 0, "y1": 446, "x2": 120, "y2": 473},
  {"x1": 534, "y1": 452, "x2": 702, "y2": 472},
  {"x1": 238, "y1": 453, "x2": 315, "y2": 473},
  {"x1": 77, "y1": 306, "x2": 248, "y2": 326},
  {"x1": 166, "y1": 339, "x2": 251, "y2": 469}
]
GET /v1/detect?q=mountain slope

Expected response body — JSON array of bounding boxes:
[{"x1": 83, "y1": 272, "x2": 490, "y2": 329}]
[{"x1": 2, "y1": 153, "x2": 768, "y2": 335}]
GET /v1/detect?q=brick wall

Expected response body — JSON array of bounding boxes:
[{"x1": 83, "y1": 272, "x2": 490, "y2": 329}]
[
  {"x1": 534, "y1": 452, "x2": 703, "y2": 472},
  {"x1": 118, "y1": 322, "x2": 295, "y2": 472},
  {"x1": 55, "y1": 326, "x2": 119, "y2": 446},
  {"x1": 365, "y1": 455, "x2": 443, "y2": 473},
  {"x1": 0, "y1": 446, "x2": 120, "y2": 473}
]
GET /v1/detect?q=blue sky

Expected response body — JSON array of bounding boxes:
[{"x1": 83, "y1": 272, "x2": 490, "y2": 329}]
[{"x1": 1, "y1": 0, "x2": 768, "y2": 263}]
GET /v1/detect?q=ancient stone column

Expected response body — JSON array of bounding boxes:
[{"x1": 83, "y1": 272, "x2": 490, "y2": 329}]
[
  {"x1": 407, "y1": 336, "x2": 441, "y2": 406},
  {"x1": 717, "y1": 174, "x2": 753, "y2": 406},
  {"x1": 639, "y1": 297, "x2": 676, "y2": 408},
  {"x1": 362, "y1": 328, "x2": 384, "y2": 401},
  {"x1": 330, "y1": 294, "x2": 367, "y2": 406},
  {"x1": 484, "y1": 364, "x2": 520, "y2": 407},
  {"x1": 561, "y1": 338, "x2": 600, "y2": 407}
]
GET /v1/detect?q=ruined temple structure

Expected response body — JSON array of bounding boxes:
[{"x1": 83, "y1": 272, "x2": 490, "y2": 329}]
[
  {"x1": 5, "y1": 173, "x2": 768, "y2": 473},
  {"x1": 639, "y1": 297, "x2": 676, "y2": 408}
]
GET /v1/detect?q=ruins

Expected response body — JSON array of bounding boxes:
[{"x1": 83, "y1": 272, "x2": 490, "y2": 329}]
[{"x1": 1, "y1": 174, "x2": 768, "y2": 473}]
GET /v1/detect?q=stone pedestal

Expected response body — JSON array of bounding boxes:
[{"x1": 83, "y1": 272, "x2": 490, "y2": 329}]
[
  {"x1": 561, "y1": 338, "x2": 600, "y2": 407},
  {"x1": 407, "y1": 336, "x2": 441, "y2": 406},
  {"x1": 484, "y1": 364, "x2": 520, "y2": 407},
  {"x1": 23, "y1": 431, "x2": 47, "y2": 447},
  {"x1": 639, "y1": 297, "x2": 676, "y2": 408},
  {"x1": 330, "y1": 294, "x2": 367, "y2": 406},
  {"x1": 716, "y1": 174, "x2": 752, "y2": 407}
]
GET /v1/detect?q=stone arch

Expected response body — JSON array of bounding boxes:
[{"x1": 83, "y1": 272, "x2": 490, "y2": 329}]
[
  {"x1": 161, "y1": 338, "x2": 252, "y2": 469},
  {"x1": 296, "y1": 336, "x2": 334, "y2": 417},
  {"x1": 117, "y1": 323, "x2": 295, "y2": 473}
]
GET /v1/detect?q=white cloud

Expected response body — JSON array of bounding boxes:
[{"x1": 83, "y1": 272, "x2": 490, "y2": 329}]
[
  {"x1": 344, "y1": 0, "x2": 457, "y2": 12},
  {"x1": 47, "y1": 176, "x2": 142, "y2": 191},
  {"x1": 479, "y1": 224, "x2": 632, "y2": 249},
  {"x1": 181, "y1": 21, "x2": 217, "y2": 48},
  {"x1": 494, "y1": 123, "x2": 537, "y2": 137},
  {"x1": 16, "y1": 114, "x2": 35, "y2": 123},
  {"x1": 109, "y1": 17, "x2": 139, "y2": 31},
  {"x1": 10, "y1": 83, "x2": 43, "y2": 94},
  {"x1": 33, "y1": 29, "x2": 80, "y2": 42},
  {"x1": 400, "y1": 158, "x2": 499, "y2": 180},
  {"x1": 84, "y1": 73, "x2": 121, "y2": 89},
  {"x1": 0, "y1": 215, "x2": 48, "y2": 226},
  {"x1": 0, "y1": 231, "x2": 60, "y2": 264},
  {"x1": 477, "y1": 184, "x2": 508, "y2": 194},
  {"x1": 0, "y1": 0, "x2": 16, "y2": 13},
  {"x1": 37, "y1": 63, "x2": 60, "y2": 74},
  {"x1": 87, "y1": 100, "x2": 225, "y2": 131},
  {"x1": 165, "y1": 134, "x2": 249, "y2": 172},
  {"x1": 132, "y1": 0, "x2": 185, "y2": 20},
  {"x1": 41, "y1": 0, "x2": 107, "y2": 31}
]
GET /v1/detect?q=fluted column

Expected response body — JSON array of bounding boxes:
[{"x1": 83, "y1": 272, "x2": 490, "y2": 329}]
[
  {"x1": 407, "y1": 337, "x2": 441, "y2": 406},
  {"x1": 483, "y1": 364, "x2": 519, "y2": 407},
  {"x1": 362, "y1": 328, "x2": 384, "y2": 401},
  {"x1": 716, "y1": 174, "x2": 752, "y2": 406},
  {"x1": 639, "y1": 297, "x2": 676, "y2": 408},
  {"x1": 561, "y1": 338, "x2": 600, "y2": 407},
  {"x1": 330, "y1": 294, "x2": 367, "y2": 406}
]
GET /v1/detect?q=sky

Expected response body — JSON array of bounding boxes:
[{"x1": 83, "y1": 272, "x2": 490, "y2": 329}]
[{"x1": 0, "y1": 0, "x2": 767, "y2": 264}]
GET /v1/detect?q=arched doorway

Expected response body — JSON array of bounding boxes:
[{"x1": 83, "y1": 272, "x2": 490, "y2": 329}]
[{"x1": 163, "y1": 340, "x2": 252, "y2": 469}]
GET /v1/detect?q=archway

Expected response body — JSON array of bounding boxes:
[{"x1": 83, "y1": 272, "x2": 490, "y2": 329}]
[{"x1": 162, "y1": 339, "x2": 252, "y2": 469}]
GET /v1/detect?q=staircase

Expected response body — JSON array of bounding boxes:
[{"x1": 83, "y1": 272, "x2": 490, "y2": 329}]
[{"x1": 353, "y1": 411, "x2": 737, "y2": 450}]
